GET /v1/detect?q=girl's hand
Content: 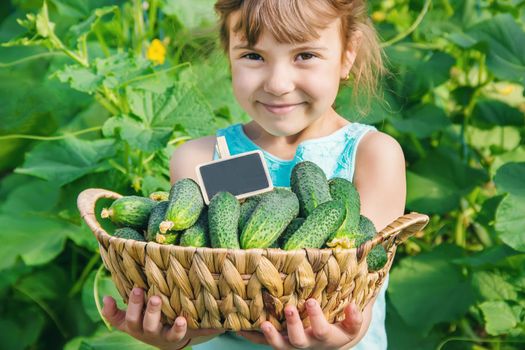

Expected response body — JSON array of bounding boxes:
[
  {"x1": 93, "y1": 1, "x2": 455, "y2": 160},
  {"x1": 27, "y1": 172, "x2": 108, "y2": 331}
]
[
  {"x1": 237, "y1": 299, "x2": 363, "y2": 350},
  {"x1": 102, "y1": 287, "x2": 225, "y2": 350}
]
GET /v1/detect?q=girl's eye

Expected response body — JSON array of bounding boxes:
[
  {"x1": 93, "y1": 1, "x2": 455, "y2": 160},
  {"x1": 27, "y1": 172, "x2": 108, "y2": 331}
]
[
  {"x1": 297, "y1": 52, "x2": 316, "y2": 61},
  {"x1": 242, "y1": 53, "x2": 263, "y2": 61}
]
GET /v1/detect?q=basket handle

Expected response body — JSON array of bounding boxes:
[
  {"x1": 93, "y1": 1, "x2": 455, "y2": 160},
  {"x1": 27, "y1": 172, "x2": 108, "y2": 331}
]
[
  {"x1": 356, "y1": 212, "x2": 429, "y2": 262},
  {"x1": 77, "y1": 188, "x2": 123, "y2": 240}
]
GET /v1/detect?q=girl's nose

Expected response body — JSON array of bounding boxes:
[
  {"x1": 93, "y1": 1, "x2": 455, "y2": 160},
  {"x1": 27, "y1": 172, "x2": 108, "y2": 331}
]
[{"x1": 263, "y1": 64, "x2": 295, "y2": 96}]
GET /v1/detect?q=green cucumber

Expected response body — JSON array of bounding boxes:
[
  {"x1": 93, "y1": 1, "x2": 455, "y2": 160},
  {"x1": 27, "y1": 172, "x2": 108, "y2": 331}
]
[
  {"x1": 283, "y1": 200, "x2": 345, "y2": 250},
  {"x1": 113, "y1": 227, "x2": 146, "y2": 241},
  {"x1": 101, "y1": 196, "x2": 156, "y2": 229},
  {"x1": 180, "y1": 208, "x2": 210, "y2": 247},
  {"x1": 146, "y1": 201, "x2": 169, "y2": 241},
  {"x1": 290, "y1": 161, "x2": 332, "y2": 217},
  {"x1": 208, "y1": 192, "x2": 240, "y2": 248},
  {"x1": 326, "y1": 177, "x2": 361, "y2": 246},
  {"x1": 278, "y1": 217, "x2": 305, "y2": 248},
  {"x1": 160, "y1": 178, "x2": 204, "y2": 233},
  {"x1": 240, "y1": 188, "x2": 299, "y2": 249}
]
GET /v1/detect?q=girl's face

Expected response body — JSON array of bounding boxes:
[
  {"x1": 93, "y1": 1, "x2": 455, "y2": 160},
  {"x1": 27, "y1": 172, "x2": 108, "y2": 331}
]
[{"x1": 228, "y1": 11, "x2": 356, "y2": 137}]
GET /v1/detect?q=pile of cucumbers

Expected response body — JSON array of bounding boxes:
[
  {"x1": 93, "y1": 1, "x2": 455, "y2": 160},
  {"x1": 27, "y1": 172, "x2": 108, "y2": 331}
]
[{"x1": 101, "y1": 161, "x2": 387, "y2": 271}]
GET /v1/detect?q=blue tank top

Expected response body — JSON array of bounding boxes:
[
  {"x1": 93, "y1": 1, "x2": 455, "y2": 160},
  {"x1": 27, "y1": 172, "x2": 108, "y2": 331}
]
[{"x1": 193, "y1": 122, "x2": 389, "y2": 350}]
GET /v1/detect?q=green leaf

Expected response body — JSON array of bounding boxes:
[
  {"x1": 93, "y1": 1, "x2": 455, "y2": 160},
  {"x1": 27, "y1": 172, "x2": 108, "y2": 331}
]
[
  {"x1": 2, "y1": 1, "x2": 60, "y2": 49},
  {"x1": 389, "y1": 244, "x2": 475, "y2": 334},
  {"x1": 479, "y1": 301, "x2": 517, "y2": 335},
  {"x1": 391, "y1": 104, "x2": 451, "y2": 138},
  {"x1": 400, "y1": 51, "x2": 456, "y2": 99},
  {"x1": 472, "y1": 99, "x2": 525, "y2": 128},
  {"x1": 55, "y1": 53, "x2": 152, "y2": 94},
  {"x1": 104, "y1": 83, "x2": 215, "y2": 151},
  {"x1": 494, "y1": 162, "x2": 525, "y2": 198},
  {"x1": 15, "y1": 137, "x2": 116, "y2": 186},
  {"x1": 491, "y1": 146, "x2": 525, "y2": 177},
  {"x1": 493, "y1": 164, "x2": 525, "y2": 251},
  {"x1": 385, "y1": 299, "x2": 443, "y2": 350},
  {"x1": 141, "y1": 175, "x2": 170, "y2": 196},
  {"x1": 65, "y1": 326, "x2": 157, "y2": 350},
  {"x1": 495, "y1": 195, "x2": 525, "y2": 252},
  {"x1": 472, "y1": 271, "x2": 518, "y2": 301},
  {"x1": 162, "y1": 0, "x2": 217, "y2": 29},
  {"x1": 55, "y1": 65, "x2": 102, "y2": 93},
  {"x1": 181, "y1": 51, "x2": 250, "y2": 125},
  {"x1": 103, "y1": 115, "x2": 172, "y2": 153},
  {"x1": 467, "y1": 125, "x2": 521, "y2": 153},
  {"x1": 0, "y1": 214, "x2": 73, "y2": 270},
  {"x1": 48, "y1": 0, "x2": 90, "y2": 18},
  {"x1": 452, "y1": 244, "x2": 519, "y2": 268},
  {"x1": 406, "y1": 148, "x2": 488, "y2": 214},
  {"x1": 468, "y1": 14, "x2": 525, "y2": 84},
  {"x1": 0, "y1": 306, "x2": 46, "y2": 350},
  {"x1": 82, "y1": 268, "x2": 125, "y2": 323}
]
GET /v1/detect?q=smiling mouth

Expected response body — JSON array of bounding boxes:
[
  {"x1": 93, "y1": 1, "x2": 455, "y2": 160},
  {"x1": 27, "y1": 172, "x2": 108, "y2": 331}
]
[{"x1": 260, "y1": 102, "x2": 304, "y2": 115}]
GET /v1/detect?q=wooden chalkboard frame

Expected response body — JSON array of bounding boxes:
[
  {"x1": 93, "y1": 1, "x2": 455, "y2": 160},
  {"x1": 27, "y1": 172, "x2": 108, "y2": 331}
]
[{"x1": 195, "y1": 137, "x2": 274, "y2": 205}]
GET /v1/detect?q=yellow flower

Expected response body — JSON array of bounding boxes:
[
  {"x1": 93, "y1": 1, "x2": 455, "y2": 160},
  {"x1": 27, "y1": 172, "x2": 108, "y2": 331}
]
[
  {"x1": 497, "y1": 85, "x2": 514, "y2": 96},
  {"x1": 371, "y1": 11, "x2": 386, "y2": 22},
  {"x1": 147, "y1": 38, "x2": 166, "y2": 65}
]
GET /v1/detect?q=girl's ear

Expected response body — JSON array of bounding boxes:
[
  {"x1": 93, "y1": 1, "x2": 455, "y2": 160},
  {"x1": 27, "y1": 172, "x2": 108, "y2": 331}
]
[{"x1": 341, "y1": 30, "x2": 363, "y2": 79}]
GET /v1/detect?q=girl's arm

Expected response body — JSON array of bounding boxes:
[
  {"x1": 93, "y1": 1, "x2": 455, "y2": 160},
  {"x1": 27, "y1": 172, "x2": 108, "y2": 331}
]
[{"x1": 341, "y1": 130, "x2": 406, "y2": 349}]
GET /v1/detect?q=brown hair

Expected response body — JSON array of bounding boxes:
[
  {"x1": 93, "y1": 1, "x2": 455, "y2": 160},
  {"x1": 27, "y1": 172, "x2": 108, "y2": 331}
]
[{"x1": 214, "y1": 0, "x2": 387, "y2": 114}]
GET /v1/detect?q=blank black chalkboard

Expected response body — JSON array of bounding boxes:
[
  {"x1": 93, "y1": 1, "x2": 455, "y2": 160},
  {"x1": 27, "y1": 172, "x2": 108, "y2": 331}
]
[{"x1": 196, "y1": 150, "x2": 273, "y2": 204}]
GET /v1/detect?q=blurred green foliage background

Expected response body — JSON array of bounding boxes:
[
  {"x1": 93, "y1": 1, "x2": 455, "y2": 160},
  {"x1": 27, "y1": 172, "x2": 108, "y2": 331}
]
[{"x1": 0, "y1": 0, "x2": 524, "y2": 349}]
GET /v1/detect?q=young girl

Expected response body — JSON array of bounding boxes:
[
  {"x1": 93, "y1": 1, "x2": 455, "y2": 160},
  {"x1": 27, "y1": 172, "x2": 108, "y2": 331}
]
[{"x1": 102, "y1": 0, "x2": 406, "y2": 349}]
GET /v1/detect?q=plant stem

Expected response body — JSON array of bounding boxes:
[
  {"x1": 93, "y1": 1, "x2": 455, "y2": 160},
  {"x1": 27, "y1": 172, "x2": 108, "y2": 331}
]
[
  {"x1": 68, "y1": 253, "x2": 102, "y2": 297},
  {"x1": 94, "y1": 263, "x2": 113, "y2": 330},
  {"x1": 13, "y1": 285, "x2": 69, "y2": 338},
  {"x1": 381, "y1": 0, "x2": 432, "y2": 48},
  {"x1": 133, "y1": 0, "x2": 146, "y2": 56},
  {"x1": 94, "y1": 25, "x2": 111, "y2": 57},
  {"x1": 147, "y1": 0, "x2": 159, "y2": 39},
  {"x1": 0, "y1": 52, "x2": 65, "y2": 67},
  {"x1": 0, "y1": 126, "x2": 102, "y2": 141}
]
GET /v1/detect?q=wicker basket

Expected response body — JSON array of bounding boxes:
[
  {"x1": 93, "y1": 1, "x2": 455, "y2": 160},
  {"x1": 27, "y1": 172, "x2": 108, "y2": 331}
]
[{"x1": 78, "y1": 188, "x2": 429, "y2": 332}]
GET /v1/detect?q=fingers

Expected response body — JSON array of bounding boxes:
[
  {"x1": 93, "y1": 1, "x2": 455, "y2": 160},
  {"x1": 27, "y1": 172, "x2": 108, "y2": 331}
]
[
  {"x1": 126, "y1": 287, "x2": 146, "y2": 334},
  {"x1": 143, "y1": 295, "x2": 163, "y2": 336},
  {"x1": 305, "y1": 299, "x2": 331, "y2": 342},
  {"x1": 340, "y1": 302, "x2": 363, "y2": 337},
  {"x1": 102, "y1": 296, "x2": 126, "y2": 331},
  {"x1": 164, "y1": 316, "x2": 188, "y2": 343},
  {"x1": 260, "y1": 322, "x2": 288, "y2": 350},
  {"x1": 284, "y1": 305, "x2": 309, "y2": 349}
]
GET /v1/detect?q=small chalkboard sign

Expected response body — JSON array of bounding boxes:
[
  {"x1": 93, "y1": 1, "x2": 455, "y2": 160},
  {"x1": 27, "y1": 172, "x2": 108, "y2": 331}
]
[{"x1": 196, "y1": 136, "x2": 274, "y2": 205}]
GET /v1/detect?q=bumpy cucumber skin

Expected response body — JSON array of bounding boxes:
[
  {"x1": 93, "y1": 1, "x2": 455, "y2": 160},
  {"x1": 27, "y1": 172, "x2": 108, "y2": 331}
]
[
  {"x1": 106, "y1": 196, "x2": 156, "y2": 229},
  {"x1": 114, "y1": 227, "x2": 146, "y2": 241},
  {"x1": 146, "y1": 201, "x2": 169, "y2": 241},
  {"x1": 290, "y1": 161, "x2": 332, "y2": 217},
  {"x1": 277, "y1": 217, "x2": 305, "y2": 248},
  {"x1": 327, "y1": 177, "x2": 361, "y2": 243},
  {"x1": 367, "y1": 245, "x2": 388, "y2": 271},
  {"x1": 180, "y1": 208, "x2": 210, "y2": 247},
  {"x1": 283, "y1": 200, "x2": 346, "y2": 250},
  {"x1": 355, "y1": 215, "x2": 376, "y2": 246},
  {"x1": 165, "y1": 178, "x2": 204, "y2": 230},
  {"x1": 353, "y1": 215, "x2": 387, "y2": 271},
  {"x1": 240, "y1": 189, "x2": 299, "y2": 249},
  {"x1": 208, "y1": 192, "x2": 240, "y2": 249},
  {"x1": 238, "y1": 197, "x2": 260, "y2": 232}
]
